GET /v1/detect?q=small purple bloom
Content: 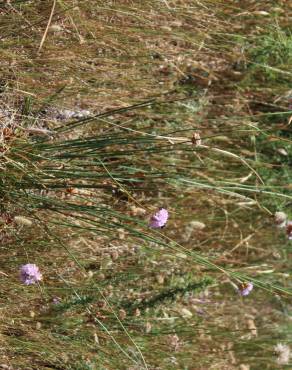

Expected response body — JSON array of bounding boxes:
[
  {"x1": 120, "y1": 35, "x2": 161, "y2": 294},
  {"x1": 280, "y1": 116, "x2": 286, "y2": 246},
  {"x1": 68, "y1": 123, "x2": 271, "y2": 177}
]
[
  {"x1": 286, "y1": 221, "x2": 292, "y2": 240},
  {"x1": 149, "y1": 208, "x2": 169, "y2": 228},
  {"x1": 52, "y1": 297, "x2": 61, "y2": 305},
  {"x1": 20, "y1": 264, "x2": 42, "y2": 285},
  {"x1": 238, "y1": 282, "x2": 253, "y2": 296}
]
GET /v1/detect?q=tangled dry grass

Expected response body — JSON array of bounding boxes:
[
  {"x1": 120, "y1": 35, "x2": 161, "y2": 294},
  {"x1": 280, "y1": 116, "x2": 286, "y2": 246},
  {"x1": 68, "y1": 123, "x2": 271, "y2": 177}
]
[{"x1": 0, "y1": 1, "x2": 291, "y2": 369}]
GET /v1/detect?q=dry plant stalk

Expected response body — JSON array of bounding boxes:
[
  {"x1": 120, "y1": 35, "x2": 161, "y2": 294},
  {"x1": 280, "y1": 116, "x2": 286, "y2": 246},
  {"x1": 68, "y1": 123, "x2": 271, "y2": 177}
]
[{"x1": 38, "y1": 0, "x2": 56, "y2": 53}]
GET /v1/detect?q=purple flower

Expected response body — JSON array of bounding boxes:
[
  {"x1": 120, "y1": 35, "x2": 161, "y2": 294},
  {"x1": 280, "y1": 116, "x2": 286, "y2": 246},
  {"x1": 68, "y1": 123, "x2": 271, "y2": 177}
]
[
  {"x1": 238, "y1": 282, "x2": 253, "y2": 296},
  {"x1": 149, "y1": 208, "x2": 168, "y2": 228},
  {"x1": 286, "y1": 221, "x2": 292, "y2": 240},
  {"x1": 52, "y1": 297, "x2": 61, "y2": 305},
  {"x1": 20, "y1": 264, "x2": 42, "y2": 285}
]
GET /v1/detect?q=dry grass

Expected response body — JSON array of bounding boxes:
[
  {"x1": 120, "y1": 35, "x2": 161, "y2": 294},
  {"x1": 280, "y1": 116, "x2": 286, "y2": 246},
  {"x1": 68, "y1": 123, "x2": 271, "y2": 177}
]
[
  {"x1": 0, "y1": 1, "x2": 291, "y2": 369},
  {"x1": 0, "y1": 1, "x2": 223, "y2": 107}
]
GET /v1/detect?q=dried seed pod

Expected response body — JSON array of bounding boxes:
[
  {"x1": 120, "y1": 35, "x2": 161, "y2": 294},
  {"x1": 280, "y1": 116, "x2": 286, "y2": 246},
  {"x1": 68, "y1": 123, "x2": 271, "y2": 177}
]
[
  {"x1": 145, "y1": 322, "x2": 152, "y2": 333},
  {"x1": 110, "y1": 250, "x2": 119, "y2": 261},
  {"x1": 14, "y1": 216, "x2": 33, "y2": 227},
  {"x1": 191, "y1": 132, "x2": 202, "y2": 146},
  {"x1": 119, "y1": 309, "x2": 127, "y2": 320},
  {"x1": 134, "y1": 308, "x2": 141, "y2": 317}
]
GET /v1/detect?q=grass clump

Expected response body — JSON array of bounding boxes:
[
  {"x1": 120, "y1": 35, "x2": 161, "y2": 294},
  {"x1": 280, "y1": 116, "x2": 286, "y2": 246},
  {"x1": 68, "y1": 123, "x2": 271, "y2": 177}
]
[{"x1": 248, "y1": 26, "x2": 292, "y2": 83}]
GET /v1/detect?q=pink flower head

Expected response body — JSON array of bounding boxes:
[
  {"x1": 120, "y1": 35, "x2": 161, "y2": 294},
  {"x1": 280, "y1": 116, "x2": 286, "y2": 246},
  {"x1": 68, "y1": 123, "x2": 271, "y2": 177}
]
[
  {"x1": 238, "y1": 282, "x2": 253, "y2": 296},
  {"x1": 20, "y1": 264, "x2": 42, "y2": 285},
  {"x1": 149, "y1": 208, "x2": 168, "y2": 228},
  {"x1": 286, "y1": 221, "x2": 292, "y2": 240}
]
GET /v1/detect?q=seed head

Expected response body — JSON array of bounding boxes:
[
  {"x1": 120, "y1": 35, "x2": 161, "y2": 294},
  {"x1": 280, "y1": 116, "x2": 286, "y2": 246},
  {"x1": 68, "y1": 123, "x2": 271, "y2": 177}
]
[{"x1": 274, "y1": 343, "x2": 290, "y2": 365}]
